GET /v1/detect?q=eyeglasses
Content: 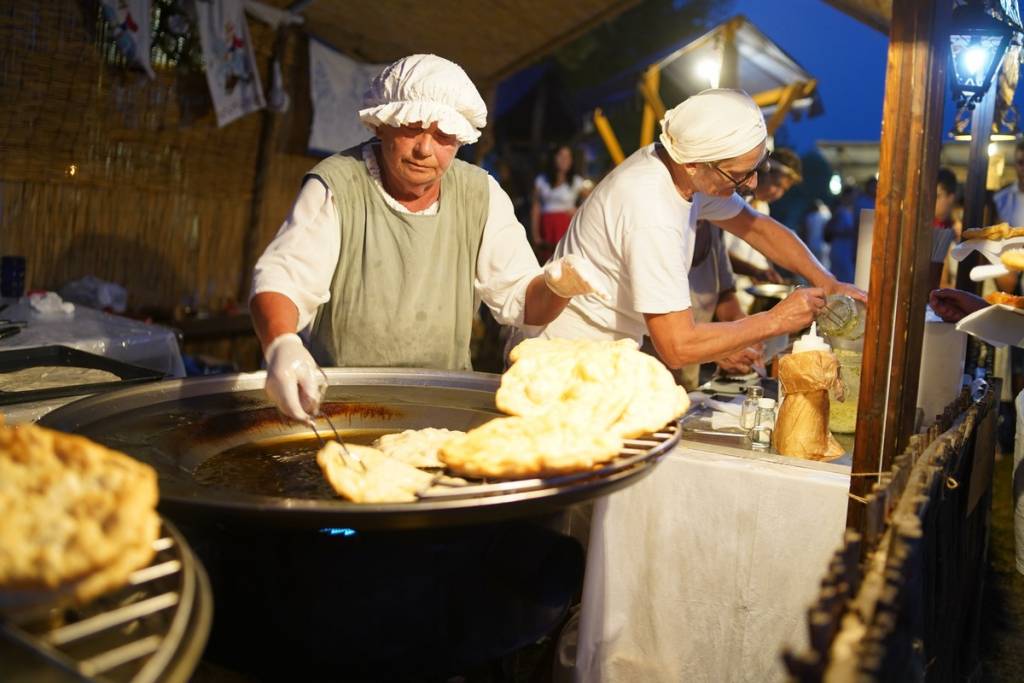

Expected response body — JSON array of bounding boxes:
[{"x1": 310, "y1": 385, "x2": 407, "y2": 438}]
[{"x1": 707, "y1": 153, "x2": 769, "y2": 191}]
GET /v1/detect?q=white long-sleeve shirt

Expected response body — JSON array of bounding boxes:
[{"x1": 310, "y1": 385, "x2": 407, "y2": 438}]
[{"x1": 252, "y1": 146, "x2": 542, "y2": 331}]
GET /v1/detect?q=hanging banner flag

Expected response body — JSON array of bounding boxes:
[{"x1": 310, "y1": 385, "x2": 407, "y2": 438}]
[
  {"x1": 308, "y1": 39, "x2": 386, "y2": 155},
  {"x1": 100, "y1": 0, "x2": 155, "y2": 79},
  {"x1": 195, "y1": 0, "x2": 265, "y2": 127}
]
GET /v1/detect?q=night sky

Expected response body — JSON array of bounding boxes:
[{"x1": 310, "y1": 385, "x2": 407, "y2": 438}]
[{"x1": 731, "y1": 0, "x2": 890, "y2": 152}]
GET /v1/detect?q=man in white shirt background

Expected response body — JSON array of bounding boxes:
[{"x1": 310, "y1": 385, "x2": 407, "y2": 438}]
[{"x1": 528, "y1": 89, "x2": 865, "y2": 368}]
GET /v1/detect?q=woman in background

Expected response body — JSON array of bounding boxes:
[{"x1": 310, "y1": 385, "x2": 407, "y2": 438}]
[{"x1": 530, "y1": 144, "x2": 589, "y2": 263}]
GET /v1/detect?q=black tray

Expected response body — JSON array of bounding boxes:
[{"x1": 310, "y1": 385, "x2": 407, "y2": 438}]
[{"x1": 0, "y1": 345, "x2": 164, "y2": 406}]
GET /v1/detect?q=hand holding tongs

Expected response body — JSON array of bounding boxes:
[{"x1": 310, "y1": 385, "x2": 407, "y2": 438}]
[{"x1": 305, "y1": 368, "x2": 366, "y2": 472}]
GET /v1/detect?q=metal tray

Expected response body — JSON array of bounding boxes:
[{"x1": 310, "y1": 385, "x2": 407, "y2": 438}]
[
  {"x1": 0, "y1": 346, "x2": 164, "y2": 406},
  {"x1": 39, "y1": 369, "x2": 681, "y2": 531}
]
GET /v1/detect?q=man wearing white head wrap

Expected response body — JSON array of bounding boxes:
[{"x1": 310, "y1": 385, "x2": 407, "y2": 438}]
[
  {"x1": 250, "y1": 54, "x2": 606, "y2": 422},
  {"x1": 525, "y1": 88, "x2": 865, "y2": 369}
]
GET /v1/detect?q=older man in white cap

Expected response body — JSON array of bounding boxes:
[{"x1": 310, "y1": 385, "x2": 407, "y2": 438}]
[
  {"x1": 251, "y1": 54, "x2": 604, "y2": 421},
  {"x1": 531, "y1": 88, "x2": 864, "y2": 365}
]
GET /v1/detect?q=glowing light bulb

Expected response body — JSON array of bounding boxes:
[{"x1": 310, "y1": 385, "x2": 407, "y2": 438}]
[
  {"x1": 963, "y1": 45, "x2": 988, "y2": 76},
  {"x1": 829, "y1": 173, "x2": 842, "y2": 196},
  {"x1": 696, "y1": 58, "x2": 721, "y2": 89}
]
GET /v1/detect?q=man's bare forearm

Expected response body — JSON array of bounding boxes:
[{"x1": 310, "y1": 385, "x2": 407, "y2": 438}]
[
  {"x1": 522, "y1": 275, "x2": 571, "y2": 325},
  {"x1": 251, "y1": 291, "x2": 300, "y2": 352}
]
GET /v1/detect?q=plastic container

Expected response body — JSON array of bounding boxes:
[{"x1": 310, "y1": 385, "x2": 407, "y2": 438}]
[{"x1": 792, "y1": 322, "x2": 831, "y2": 354}]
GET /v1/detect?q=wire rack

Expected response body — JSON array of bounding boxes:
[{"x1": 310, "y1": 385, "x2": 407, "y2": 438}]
[
  {"x1": 0, "y1": 520, "x2": 211, "y2": 683},
  {"x1": 416, "y1": 420, "x2": 683, "y2": 501}
]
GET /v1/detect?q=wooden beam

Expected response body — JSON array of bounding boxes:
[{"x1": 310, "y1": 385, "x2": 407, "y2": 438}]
[
  {"x1": 848, "y1": 0, "x2": 949, "y2": 532},
  {"x1": 593, "y1": 108, "x2": 625, "y2": 165},
  {"x1": 719, "y1": 16, "x2": 740, "y2": 89},
  {"x1": 639, "y1": 65, "x2": 661, "y2": 147},
  {"x1": 638, "y1": 67, "x2": 666, "y2": 126},
  {"x1": 752, "y1": 79, "x2": 817, "y2": 108},
  {"x1": 765, "y1": 83, "x2": 802, "y2": 135}
]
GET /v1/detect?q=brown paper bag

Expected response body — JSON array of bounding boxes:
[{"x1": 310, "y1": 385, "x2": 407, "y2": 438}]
[{"x1": 773, "y1": 350, "x2": 845, "y2": 461}]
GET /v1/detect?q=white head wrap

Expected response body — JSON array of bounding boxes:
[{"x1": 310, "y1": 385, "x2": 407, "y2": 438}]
[
  {"x1": 359, "y1": 54, "x2": 487, "y2": 145},
  {"x1": 658, "y1": 88, "x2": 767, "y2": 164}
]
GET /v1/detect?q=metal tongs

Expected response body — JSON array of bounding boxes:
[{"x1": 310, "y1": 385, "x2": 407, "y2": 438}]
[{"x1": 306, "y1": 368, "x2": 367, "y2": 473}]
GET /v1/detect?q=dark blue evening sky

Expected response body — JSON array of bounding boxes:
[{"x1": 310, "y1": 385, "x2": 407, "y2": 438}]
[{"x1": 731, "y1": 0, "x2": 890, "y2": 152}]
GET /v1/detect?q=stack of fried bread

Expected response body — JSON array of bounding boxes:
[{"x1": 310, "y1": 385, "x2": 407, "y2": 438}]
[
  {"x1": 985, "y1": 291, "x2": 1024, "y2": 309},
  {"x1": 440, "y1": 338, "x2": 690, "y2": 478},
  {"x1": 962, "y1": 222, "x2": 1024, "y2": 241},
  {"x1": 316, "y1": 338, "x2": 689, "y2": 500},
  {"x1": 0, "y1": 421, "x2": 160, "y2": 610}
]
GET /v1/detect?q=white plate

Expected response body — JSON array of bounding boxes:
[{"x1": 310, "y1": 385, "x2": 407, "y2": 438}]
[
  {"x1": 951, "y1": 235, "x2": 1024, "y2": 265},
  {"x1": 957, "y1": 303, "x2": 1024, "y2": 347}
]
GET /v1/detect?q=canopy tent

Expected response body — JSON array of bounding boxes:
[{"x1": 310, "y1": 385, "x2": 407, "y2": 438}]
[
  {"x1": 288, "y1": 0, "x2": 641, "y2": 87},
  {"x1": 591, "y1": 14, "x2": 825, "y2": 164},
  {"x1": 650, "y1": 15, "x2": 824, "y2": 124}
]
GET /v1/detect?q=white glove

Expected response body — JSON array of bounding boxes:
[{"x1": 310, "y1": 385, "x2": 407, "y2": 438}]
[
  {"x1": 264, "y1": 333, "x2": 324, "y2": 422},
  {"x1": 543, "y1": 254, "x2": 610, "y2": 300}
]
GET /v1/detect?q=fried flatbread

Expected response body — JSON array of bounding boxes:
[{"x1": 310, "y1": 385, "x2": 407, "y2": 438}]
[
  {"x1": 963, "y1": 222, "x2": 1010, "y2": 241},
  {"x1": 1001, "y1": 249, "x2": 1024, "y2": 271},
  {"x1": 372, "y1": 428, "x2": 464, "y2": 468},
  {"x1": 498, "y1": 337, "x2": 688, "y2": 438},
  {"x1": 439, "y1": 414, "x2": 623, "y2": 478},
  {"x1": 316, "y1": 442, "x2": 435, "y2": 503},
  {"x1": 985, "y1": 291, "x2": 1024, "y2": 308},
  {"x1": 0, "y1": 423, "x2": 159, "y2": 607}
]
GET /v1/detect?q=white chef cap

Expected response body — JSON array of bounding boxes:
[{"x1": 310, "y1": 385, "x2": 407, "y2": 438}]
[
  {"x1": 659, "y1": 88, "x2": 767, "y2": 164},
  {"x1": 359, "y1": 54, "x2": 487, "y2": 145}
]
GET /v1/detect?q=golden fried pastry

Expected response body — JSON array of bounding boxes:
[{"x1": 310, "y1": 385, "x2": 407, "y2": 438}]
[
  {"x1": 372, "y1": 428, "x2": 464, "y2": 468},
  {"x1": 963, "y1": 222, "x2": 1009, "y2": 241},
  {"x1": 316, "y1": 442, "x2": 435, "y2": 503},
  {"x1": 1001, "y1": 249, "x2": 1024, "y2": 271},
  {"x1": 0, "y1": 423, "x2": 159, "y2": 608},
  {"x1": 985, "y1": 291, "x2": 1024, "y2": 308},
  {"x1": 439, "y1": 414, "x2": 623, "y2": 478},
  {"x1": 611, "y1": 352, "x2": 691, "y2": 438},
  {"x1": 498, "y1": 337, "x2": 688, "y2": 438},
  {"x1": 497, "y1": 340, "x2": 636, "y2": 429}
]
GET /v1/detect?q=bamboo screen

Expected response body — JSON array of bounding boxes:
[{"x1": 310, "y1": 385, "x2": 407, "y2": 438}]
[{"x1": 0, "y1": 1, "x2": 314, "y2": 315}]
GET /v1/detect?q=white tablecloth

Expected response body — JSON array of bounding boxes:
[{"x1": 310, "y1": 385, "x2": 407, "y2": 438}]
[
  {"x1": 0, "y1": 299, "x2": 185, "y2": 378},
  {"x1": 575, "y1": 444, "x2": 850, "y2": 682}
]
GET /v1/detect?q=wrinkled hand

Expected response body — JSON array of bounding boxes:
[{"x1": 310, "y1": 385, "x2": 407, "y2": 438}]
[
  {"x1": 929, "y1": 288, "x2": 988, "y2": 323},
  {"x1": 770, "y1": 287, "x2": 827, "y2": 334},
  {"x1": 716, "y1": 343, "x2": 764, "y2": 376},
  {"x1": 543, "y1": 254, "x2": 610, "y2": 300},
  {"x1": 756, "y1": 267, "x2": 784, "y2": 284},
  {"x1": 264, "y1": 333, "x2": 324, "y2": 422},
  {"x1": 825, "y1": 279, "x2": 868, "y2": 303}
]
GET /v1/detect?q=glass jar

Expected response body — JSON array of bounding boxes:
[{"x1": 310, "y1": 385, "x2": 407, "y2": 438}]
[
  {"x1": 817, "y1": 295, "x2": 866, "y2": 340},
  {"x1": 827, "y1": 336, "x2": 862, "y2": 434}
]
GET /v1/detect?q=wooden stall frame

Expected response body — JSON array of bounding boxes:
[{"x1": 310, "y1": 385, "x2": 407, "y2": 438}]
[{"x1": 848, "y1": 0, "x2": 951, "y2": 532}]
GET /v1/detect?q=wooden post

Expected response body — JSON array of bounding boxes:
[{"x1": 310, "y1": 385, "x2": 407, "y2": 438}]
[
  {"x1": 848, "y1": 0, "x2": 950, "y2": 532},
  {"x1": 955, "y1": 88, "x2": 997, "y2": 294}
]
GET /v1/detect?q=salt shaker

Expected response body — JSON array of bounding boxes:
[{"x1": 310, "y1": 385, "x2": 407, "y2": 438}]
[
  {"x1": 740, "y1": 385, "x2": 764, "y2": 431},
  {"x1": 751, "y1": 397, "x2": 777, "y2": 449}
]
